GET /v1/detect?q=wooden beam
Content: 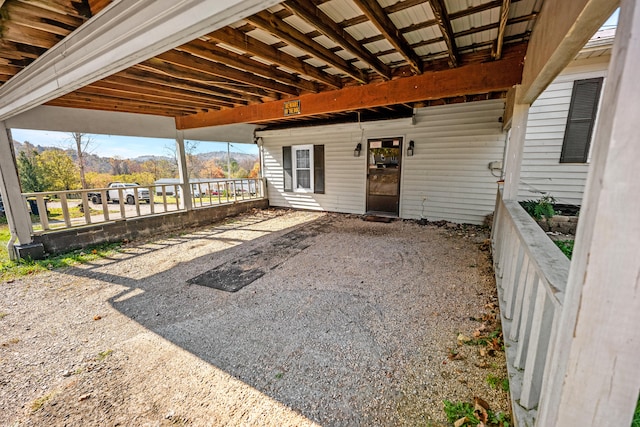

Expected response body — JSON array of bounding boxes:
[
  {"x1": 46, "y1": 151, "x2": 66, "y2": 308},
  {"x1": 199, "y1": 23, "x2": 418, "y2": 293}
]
[
  {"x1": 47, "y1": 96, "x2": 197, "y2": 117},
  {"x1": 282, "y1": 0, "x2": 392, "y2": 80},
  {"x1": 121, "y1": 67, "x2": 259, "y2": 104},
  {"x1": 492, "y1": 0, "x2": 511, "y2": 59},
  {"x1": 247, "y1": 10, "x2": 368, "y2": 84},
  {"x1": 176, "y1": 54, "x2": 523, "y2": 129},
  {"x1": 428, "y1": 0, "x2": 460, "y2": 67},
  {"x1": 537, "y1": 2, "x2": 640, "y2": 425},
  {"x1": 86, "y1": 81, "x2": 238, "y2": 109},
  {"x1": 0, "y1": 0, "x2": 284, "y2": 120},
  {"x1": 155, "y1": 51, "x2": 300, "y2": 96},
  {"x1": 104, "y1": 74, "x2": 249, "y2": 106},
  {"x1": 519, "y1": 0, "x2": 618, "y2": 104},
  {"x1": 352, "y1": 0, "x2": 423, "y2": 74},
  {"x1": 135, "y1": 60, "x2": 277, "y2": 101},
  {"x1": 207, "y1": 26, "x2": 343, "y2": 89},
  {"x1": 177, "y1": 40, "x2": 319, "y2": 93}
]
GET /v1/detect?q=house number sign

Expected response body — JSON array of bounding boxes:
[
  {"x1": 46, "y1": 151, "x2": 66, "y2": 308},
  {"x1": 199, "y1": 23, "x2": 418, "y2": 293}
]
[{"x1": 284, "y1": 100, "x2": 301, "y2": 116}]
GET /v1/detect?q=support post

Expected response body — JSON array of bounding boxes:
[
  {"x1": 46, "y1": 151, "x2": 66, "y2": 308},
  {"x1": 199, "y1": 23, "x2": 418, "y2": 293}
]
[
  {"x1": 537, "y1": 1, "x2": 640, "y2": 424},
  {"x1": 175, "y1": 131, "x2": 192, "y2": 211},
  {"x1": 502, "y1": 85, "x2": 530, "y2": 200},
  {"x1": 0, "y1": 122, "x2": 33, "y2": 259}
]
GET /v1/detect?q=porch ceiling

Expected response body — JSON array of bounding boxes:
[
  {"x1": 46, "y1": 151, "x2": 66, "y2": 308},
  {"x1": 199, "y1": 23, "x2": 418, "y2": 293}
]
[{"x1": 0, "y1": 0, "x2": 542, "y2": 130}]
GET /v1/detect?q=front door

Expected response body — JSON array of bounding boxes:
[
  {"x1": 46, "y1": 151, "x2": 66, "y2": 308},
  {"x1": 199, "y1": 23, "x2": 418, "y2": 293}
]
[{"x1": 366, "y1": 137, "x2": 402, "y2": 216}]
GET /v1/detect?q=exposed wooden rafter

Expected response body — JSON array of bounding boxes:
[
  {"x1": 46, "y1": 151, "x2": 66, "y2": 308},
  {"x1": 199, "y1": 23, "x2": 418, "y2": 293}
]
[
  {"x1": 352, "y1": 0, "x2": 423, "y2": 74},
  {"x1": 493, "y1": 0, "x2": 511, "y2": 59},
  {"x1": 282, "y1": 0, "x2": 392, "y2": 80},
  {"x1": 428, "y1": 0, "x2": 460, "y2": 67},
  {"x1": 206, "y1": 26, "x2": 343, "y2": 89},
  {"x1": 247, "y1": 10, "x2": 369, "y2": 83}
]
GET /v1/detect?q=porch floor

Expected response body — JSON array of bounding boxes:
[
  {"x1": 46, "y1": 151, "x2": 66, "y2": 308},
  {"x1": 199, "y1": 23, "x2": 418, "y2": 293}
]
[{"x1": 0, "y1": 209, "x2": 509, "y2": 426}]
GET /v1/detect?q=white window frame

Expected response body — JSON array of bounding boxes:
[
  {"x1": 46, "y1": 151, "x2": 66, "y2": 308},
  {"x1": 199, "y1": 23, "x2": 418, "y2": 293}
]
[{"x1": 292, "y1": 144, "x2": 314, "y2": 193}]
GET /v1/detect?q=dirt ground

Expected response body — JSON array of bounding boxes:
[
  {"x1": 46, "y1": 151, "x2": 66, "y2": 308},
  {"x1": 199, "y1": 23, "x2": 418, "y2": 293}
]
[{"x1": 0, "y1": 209, "x2": 510, "y2": 426}]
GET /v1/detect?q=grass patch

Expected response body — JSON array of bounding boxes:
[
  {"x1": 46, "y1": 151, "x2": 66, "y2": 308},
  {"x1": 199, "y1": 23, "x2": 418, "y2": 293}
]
[
  {"x1": 633, "y1": 396, "x2": 640, "y2": 427},
  {"x1": 486, "y1": 374, "x2": 510, "y2": 392},
  {"x1": 47, "y1": 206, "x2": 101, "y2": 219},
  {"x1": 30, "y1": 391, "x2": 56, "y2": 412},
  {"x1": 0, "y1": 312, "x2": 7, "y2": 319},
  {"x1": 1, "y1": 224, "x2": 122, "y2": 282},
  {"x1": 443, "y1": 400, "x2": 511, "y2": 426},
  {"x1": 96, "y1": 349, "x2": 113, "y2": 361},
  {"x1": 554, "y1": 240, "x2": 574, "y2": 259}
]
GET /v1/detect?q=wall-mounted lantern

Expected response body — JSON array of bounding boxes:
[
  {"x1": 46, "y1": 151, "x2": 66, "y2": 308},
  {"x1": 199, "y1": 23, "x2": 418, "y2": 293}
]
[
  {"x1": 407, "y1": 140, "x2": 415, "y2": 157},
  {"x1": 354, "y1": 143, "x2": 362, "y2": 157}
]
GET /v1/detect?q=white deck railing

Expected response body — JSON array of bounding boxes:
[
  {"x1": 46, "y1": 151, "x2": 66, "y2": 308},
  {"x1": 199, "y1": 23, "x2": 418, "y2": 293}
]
[
  {"x1": 22, "y1": 178, "x2": 266, "y2": 234},
  {"x1": 491, "y1": 189, "x2": 570, "y2": 426}
]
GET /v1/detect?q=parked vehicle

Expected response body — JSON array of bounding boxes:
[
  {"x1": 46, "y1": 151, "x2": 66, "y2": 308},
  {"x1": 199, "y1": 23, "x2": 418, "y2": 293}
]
[{"x1": 90, "y1": 182, "x2": 151, "y2": 204}]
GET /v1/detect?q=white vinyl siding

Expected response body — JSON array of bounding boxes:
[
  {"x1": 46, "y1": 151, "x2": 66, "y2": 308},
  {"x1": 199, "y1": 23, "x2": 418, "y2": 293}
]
[
  {"x1": 260, "y1": 99, "x2": 506, "y2": 225},
  {"x1": 401, "y1": 100, "x2": 506, "y2": 224},
  {"x1": 519, "y1": 55, "x2": 609, "y2": 205}
]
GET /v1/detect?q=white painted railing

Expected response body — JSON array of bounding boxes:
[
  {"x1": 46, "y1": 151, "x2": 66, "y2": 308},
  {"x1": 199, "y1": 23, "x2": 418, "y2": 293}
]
[
  {"x1": 491, "y1": 189, "x2": 570, "y2": 426},
  {"x1": 22, "y1": 178, "x2": 266, "y2": 233}
]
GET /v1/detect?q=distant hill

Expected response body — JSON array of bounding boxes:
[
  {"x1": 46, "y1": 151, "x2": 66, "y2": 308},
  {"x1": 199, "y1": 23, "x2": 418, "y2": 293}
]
[{"x1": 13, "y1": 140, "x2": 258, "y2": 174}]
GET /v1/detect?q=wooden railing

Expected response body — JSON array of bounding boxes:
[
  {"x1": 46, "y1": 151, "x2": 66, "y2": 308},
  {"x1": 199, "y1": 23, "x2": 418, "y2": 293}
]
[
  {"x1": 491, "y1": 189, "x2": 570, "y2": 426},
  {"x1": 22, "y1": 178, "x2": 266, "y2": 234}
]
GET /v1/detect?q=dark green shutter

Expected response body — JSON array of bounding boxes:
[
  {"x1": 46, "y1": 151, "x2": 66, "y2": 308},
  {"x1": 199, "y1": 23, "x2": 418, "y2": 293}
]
[
  {"x1": 283, "y1": 146, "x2": 293, "y2": 192},
  {"x1": 560, "y1": 77, "x2": 603, "y2": 163},
  {"x1": 314, "y1": 145, "x2": 325, "y2": 194}
]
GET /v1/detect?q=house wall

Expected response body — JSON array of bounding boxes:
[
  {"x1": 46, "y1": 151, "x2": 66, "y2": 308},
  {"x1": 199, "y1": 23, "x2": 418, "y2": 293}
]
[
  {"x1": 259, "y1": 99, "x2": 506, "y2": 225},
  {"x1": 519, "y1": 54, "x2": 610, "y2": 205}
]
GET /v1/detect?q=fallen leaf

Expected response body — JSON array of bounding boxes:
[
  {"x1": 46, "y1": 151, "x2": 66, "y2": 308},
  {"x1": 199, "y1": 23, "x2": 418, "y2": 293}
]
[
  {"x1": 474, "y1": 396, "x2": 490, "y2": 423},
  {"x1": 93, "y1": 315, "x2": 102, "y2": 321},
  {"x1": 457, "y1": 333, "x2": 471, "y2": 345},
  {"x1": 454, "y1": 416, "x2": 468, "y2": 427},
  {"x1": 479, "y1": 348, "x2": 487, "y2": 357},
  {"x1": 78, "y1": 393, "x2": 91, "y2": 401},
  {"x1": 91, "y1": 249, "x2": 97, "y2": 254},
  {"x1": 448, "y1": 349, "x2": 465, "y2": 361},
  {"x1": 473, "y1": 330, "x2": 482, "y2": 338}
]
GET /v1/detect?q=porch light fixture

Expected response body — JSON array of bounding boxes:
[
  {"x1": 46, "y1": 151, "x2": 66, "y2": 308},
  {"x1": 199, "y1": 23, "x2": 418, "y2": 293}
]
[
  {"x1": 354, "y1": 143, "x2": 362, "y2": 157},
  {"x1": 407, "y1": 140, "x2": 415, "y2": 157}
]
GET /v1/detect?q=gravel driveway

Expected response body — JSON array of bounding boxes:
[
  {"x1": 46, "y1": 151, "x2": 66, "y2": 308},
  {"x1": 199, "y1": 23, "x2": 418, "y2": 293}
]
[{"x1": 1, "y1": 209, "x2": 508, "y2": 426}]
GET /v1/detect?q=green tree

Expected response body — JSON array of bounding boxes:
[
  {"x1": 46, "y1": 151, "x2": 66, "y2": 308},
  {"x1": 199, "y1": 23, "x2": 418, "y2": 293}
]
[
  {"x1": 38, "y1": 150, "x2": 80, "y2": 191},
  {"x1": 17, "y1": 150, "x2": 44, "y2": 192}
]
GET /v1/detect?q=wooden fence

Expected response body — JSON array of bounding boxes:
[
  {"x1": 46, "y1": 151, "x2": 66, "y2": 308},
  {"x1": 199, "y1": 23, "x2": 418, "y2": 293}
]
[
  {"x1": 21, "y1": 178, "x2": 266, "y2": 233},
  {"x1": 491, "y1": 189, "x2": 571, "y2": 426}
]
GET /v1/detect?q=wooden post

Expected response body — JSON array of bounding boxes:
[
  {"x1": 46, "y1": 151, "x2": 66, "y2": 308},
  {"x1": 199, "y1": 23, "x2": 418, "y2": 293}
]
[
  {"x1": 502, "y1": 85, "x2": 530, "y2": 200},
  {"x1": 537, "y1": 1, "x2": 640, "y2": 424},
  {"x1": 0, "y1": 122, "x2": 32, "y2": 259},
  {"x1": 175, "y1": 131, "x2": 192, "y2": 211}
]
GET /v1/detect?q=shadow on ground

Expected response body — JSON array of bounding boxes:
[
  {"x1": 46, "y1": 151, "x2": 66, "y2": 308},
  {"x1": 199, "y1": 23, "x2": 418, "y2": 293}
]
[{"x1": 56, "y1": 209, "x2": 491, "y2": 425}]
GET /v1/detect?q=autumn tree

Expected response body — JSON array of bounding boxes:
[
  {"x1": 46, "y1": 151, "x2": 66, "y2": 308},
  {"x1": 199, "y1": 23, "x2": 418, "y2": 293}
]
[
  {"x1": 248, "y1": 162, "x2": 260, "y2": 179},
  {"x1": 17, "y1": 150, "x2": 44, "y2": 192},
  {"x1": 38, "y1": 150, "x2": 79, "y2": 191},
  {"x1": 141, "y1": 158, "x2": 176, "y2": 180},
  {"x1": 202, "y1": 159, "x2": 225, "y2": 179}
]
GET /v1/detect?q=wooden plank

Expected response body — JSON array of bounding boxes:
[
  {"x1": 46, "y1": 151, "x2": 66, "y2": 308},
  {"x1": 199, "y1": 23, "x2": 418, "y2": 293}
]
[
  {"x1": 514, "y1": 272, "x2": 538, "y2": 369},
  {"x1": 504, "y1": 246, "x2": 525, "y2": 319},
  {"x1": 520, "y1": 283, "x2": 554, "y2": 409},
  {"x1": 207, "y1": 26, "x2": 343, "y2": 89},
  {"x1": 352, "y1": 0, "x2": 422, "y2": 74},
  {"x1": 177, "y1": 40, "x2": 319, "y2": 93},
  {"x1": 428, "y1": 0, "x2": 460, "y2": 67},
  {"x1": 492, "y1": 0, "x2": 511, "y2": 59},
  {"x1": 176, "y1": 55, "x2": 523, "y2": 129},
  {"x1": 537, "y1": 2, "x2": 640, "y2": 424},
  {"x1": 519, "y1": 0, "x2": 617, "y2": 104},
  {"x1": 283, "y1": 0, "x2": 391, "y2": 79},
  {"x1": 509, "y1": 259, "x2": 533, "y2": 341},
  {"x1": 247, "y1": 10, "x2": 368, "y2": 83},
  {"x1": 156, "y1": 50, "x2": 300, "y2": 97},
  {"x1": 127, "y1": 66, "x2": 262, "y2": 103}
]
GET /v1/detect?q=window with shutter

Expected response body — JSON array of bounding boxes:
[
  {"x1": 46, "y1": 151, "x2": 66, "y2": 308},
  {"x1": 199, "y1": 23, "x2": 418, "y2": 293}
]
[
  {"x1": 560, "y1": 77, "x2": 603, "y2": 163},
  {"x1": 282, "y1": 145, "x2": 325, "y2": 194}
]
